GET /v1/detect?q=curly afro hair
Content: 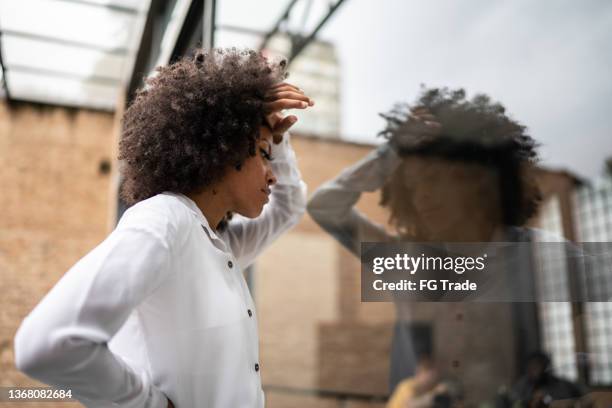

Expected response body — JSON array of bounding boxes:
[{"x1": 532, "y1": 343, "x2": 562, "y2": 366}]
[
  {"x1": 118, "y1": 48, "x2": 287, "y2": 205},
  {"x1": 379, "y1": 86, "x2": 541, "y2": 229}
]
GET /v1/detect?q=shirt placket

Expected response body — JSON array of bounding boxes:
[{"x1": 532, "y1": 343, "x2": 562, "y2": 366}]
[
  {"x1": 230, "y1": 258, "x2": 261, "y2": 377},
  {"x1": 200, "y1": 223, "x2": 261, "y2": 377}
]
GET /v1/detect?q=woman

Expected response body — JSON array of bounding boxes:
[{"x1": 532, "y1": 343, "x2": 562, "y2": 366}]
[
  {"x1": 15, "y1": 48, "x2": 313, "y2": 408},
  {"x1": 306, "y1": 87, "x2": 541, "y2": 395}
]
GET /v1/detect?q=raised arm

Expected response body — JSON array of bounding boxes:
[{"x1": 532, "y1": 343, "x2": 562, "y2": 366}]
[
  {"x1": 307, "y1": 143, "x2": 399, "y2": 255},
  {"x1": 222, "y1": 131, "x2": 307, "y2": 269},
  {"x1": 307, "y1": 107, "x2": 442, "y2": 255},
  {"x1": 221, "y1": 82, "x2": 311, "y2": 269},
  {"x1": 14, "y1": 211, "x2": 177, "y2": 408}
]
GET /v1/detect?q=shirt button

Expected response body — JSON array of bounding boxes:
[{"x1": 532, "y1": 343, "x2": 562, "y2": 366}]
[
  {"x1": 248, "y1": 309, "x2": 253, "y2": 317},
  {"x1": 227, "y1": 260, "x2": 233, "y2": 268},
  {"x1": 255, "y1": 363, "x2": 260, "y2": 372}
]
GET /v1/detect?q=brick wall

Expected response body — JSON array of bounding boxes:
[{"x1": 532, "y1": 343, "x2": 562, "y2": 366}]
[{"x1": 0, "y1": 101, "x2": 115, "y2": 407}]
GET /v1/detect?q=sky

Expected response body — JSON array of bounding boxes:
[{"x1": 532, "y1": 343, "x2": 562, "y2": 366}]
[{"x1": 217, "y1": 0, "x2": 612, "y2": 179}]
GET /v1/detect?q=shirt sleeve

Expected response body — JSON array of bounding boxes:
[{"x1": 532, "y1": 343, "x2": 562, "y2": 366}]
[
  {"x1": 306, "y1": 142, "x2": 398, "y2": 256},
  {"x1": 14, "y1": 225, "x2": 173, "y2": 408},
  {"x1": 222, "y1": 132, "x2": 307, "y2": 269}
]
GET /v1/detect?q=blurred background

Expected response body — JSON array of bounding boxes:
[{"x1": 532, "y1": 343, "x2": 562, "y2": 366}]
[{"x1": 1, "y1": 0, "x2": 611, "y2": 406}]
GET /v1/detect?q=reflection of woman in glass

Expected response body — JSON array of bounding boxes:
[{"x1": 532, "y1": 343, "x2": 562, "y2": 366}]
[
  {"x1": 307, "y1": 87, "x2": 541, "y2": 393},
  {"x1": 15, "y1": 48, "x2": 313, "y2": 408}
]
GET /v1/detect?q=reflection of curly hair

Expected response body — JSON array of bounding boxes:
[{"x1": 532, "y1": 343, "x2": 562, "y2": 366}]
[
  {"x1": 119, "y1": 48, "x2": 286, "y2": 205},
  {"x1": 380, "y1": 86, "x2": 541, "y2": 229}
]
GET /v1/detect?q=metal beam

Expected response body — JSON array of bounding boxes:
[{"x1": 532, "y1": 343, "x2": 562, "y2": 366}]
[
  {"x1": 259, "y1": 0, "x2": 347, "y2": 63},
  {"x1": 170, "y1": 0, "x2": 204, "y2": 62},
  {"x1": 0, "y1": 32, "x2": 10, "y2": 100},
  {"x1": 126, "y1": 0, "x2": 165, "y2": 104},
  {"x1": 126, "y1": 0, "x2": 214, "y2": 104},
  {"x1": 289, "y1": 0, "x2": 345, "y2": 61},
  {"x1": 52, "y1": 0, "x2": 140, "y2": 15},
  {"x1": 202, "y1": 0, "x2": 216, "y2": 49},
  {"x1": 3, "y1": 64, "x2": 121, "y2": 86},
  {"x1": 259, "y1": 0, "x2": 299, "y2": 52},
  {"x1": 0, "y1": 29, "x2": 129, "y2": 55},
  {"x1": 216, "y1": 24, "x2": 266, "y2": 37}
]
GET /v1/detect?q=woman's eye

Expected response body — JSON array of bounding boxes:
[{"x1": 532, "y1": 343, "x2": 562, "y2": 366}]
[{"x1": 260, "y1": 148, "x2": 274, "y2": 161}]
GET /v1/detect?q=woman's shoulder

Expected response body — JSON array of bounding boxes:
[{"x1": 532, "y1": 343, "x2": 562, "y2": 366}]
[{"x1": 117, "y1": 193, "x2": 194, "y2": 246}]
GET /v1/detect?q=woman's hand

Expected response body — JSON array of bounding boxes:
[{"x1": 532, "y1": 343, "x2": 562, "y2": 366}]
[
  {"x1": 388, "y1": 106, "x2": 442, "y2": 153},
  {"x1": 406, "y1": 107, "x2": 442, "y2": 136},
  {"x1": 263, "y1": 82, "x2": 314, "y2": 143}
]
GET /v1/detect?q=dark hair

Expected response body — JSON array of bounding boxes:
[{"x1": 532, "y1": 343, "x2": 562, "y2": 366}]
[
  {"x1": 118, "y1": 48, "x2": 286, "y2": 205},
  {"x1": 379, "y1": 86, "x2": 541, "y2": 228}
]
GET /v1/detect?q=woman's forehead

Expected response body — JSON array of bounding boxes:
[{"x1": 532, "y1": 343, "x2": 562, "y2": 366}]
[{"x1": 259, "y1": 126, "x2": 273, "y2": 143}]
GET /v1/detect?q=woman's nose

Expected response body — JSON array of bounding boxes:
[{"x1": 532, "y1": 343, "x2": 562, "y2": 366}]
[{"x1": 267, "y1": 170, "x2": 277, "y2": 186}]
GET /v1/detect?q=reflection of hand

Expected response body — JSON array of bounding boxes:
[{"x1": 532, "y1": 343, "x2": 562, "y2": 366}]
[
  {"x1": 389, "y1": 107, "x2": 442, "y2": 153},
  {"x1": 263, "y1": 82, "x2": 314, "y2": 143},
  {"x1": 167, "y1": 397, "x2": 175, "y2": 408},
  {"x1": 406, "y1": 107, "x2": 442, "y2": 136}
]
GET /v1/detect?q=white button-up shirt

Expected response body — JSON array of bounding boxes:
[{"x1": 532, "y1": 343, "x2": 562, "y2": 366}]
[{"x1": 14, "y1": 134, "x2": 307, "y2": 408}]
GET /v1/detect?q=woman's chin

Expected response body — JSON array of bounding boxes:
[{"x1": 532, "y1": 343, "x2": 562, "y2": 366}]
[{"x1": 238, "y1": 205, "x2": 265, "y2": 219}]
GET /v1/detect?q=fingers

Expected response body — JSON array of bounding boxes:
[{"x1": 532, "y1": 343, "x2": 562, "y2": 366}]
[
  {"x1": 272, "y1": 115, "x2": 298, "y2": 143},
  {"x1": 265, "y1": 82, "x2": 315, "y2": 112},
  {"x1": 263, "y1": 111, "x2": 297, "y2": 144},
  {"x1": 410, "y1": 107, "x2": 437, "y2": 123},
  {"x1": 265, "y1": 91, "x2": 312, "y2": 105},
  {"x1": 410, "y1": 106, "x2": 429, "y2": 115},
  {"x1": 264, "y1": 112, "x2": 283, "y2": 129},
  {"x1": 423, "y1": 120, "x2": 442, "y2": 130},
  {"x1": 407, "y1": 120, "x2": 441, "y2": 136},
  {"x1": 273, "y1": 133, "x2": 283, "y2": 144},
  {"x1": 264, "y1": 98, "x2": 310, "y2": 113},
  {"x1": 270, "y1": 82, "x2": 303, "y2": 93},
  {"x1": 263, "y1": 82, "x2": 310, "y2": 141},
  {"x1": 409, "y1": 114, "x2": 440, "y2": 128},
  {"x1": 410, "y1": 113, "x2": 436, "y2": 122},
  {"x1": 407, "y1": 107, "x2": 442, "y2": 135}
]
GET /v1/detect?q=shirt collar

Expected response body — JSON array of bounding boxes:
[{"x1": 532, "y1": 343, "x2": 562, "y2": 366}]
[{"x1": 161, "y1": 191, "x2": 221, "y2": 240}]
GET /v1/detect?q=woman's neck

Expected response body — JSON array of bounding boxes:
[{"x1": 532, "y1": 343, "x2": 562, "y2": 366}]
[{"x1": 187, "y1": 188, "x2": 230, "y2": 231}]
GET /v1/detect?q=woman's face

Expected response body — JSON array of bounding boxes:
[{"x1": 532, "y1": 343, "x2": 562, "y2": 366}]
[
  {"x1": 224, "y1": 126, "x2": 277, "y2": 218},
  {"x1": 397, "y1": 155, "x2": 501, "y2": 239}
]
